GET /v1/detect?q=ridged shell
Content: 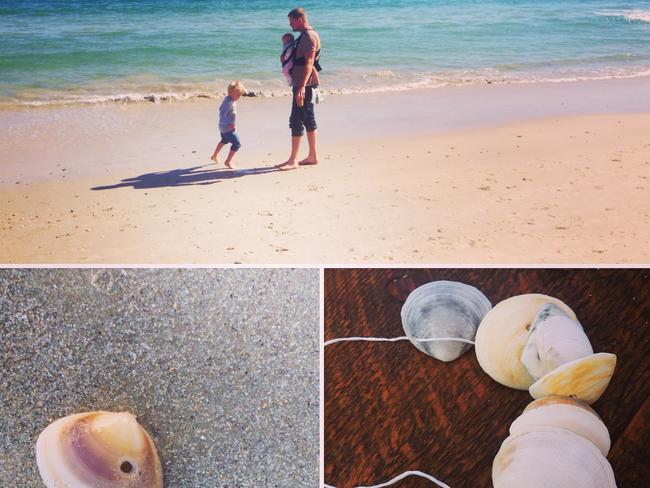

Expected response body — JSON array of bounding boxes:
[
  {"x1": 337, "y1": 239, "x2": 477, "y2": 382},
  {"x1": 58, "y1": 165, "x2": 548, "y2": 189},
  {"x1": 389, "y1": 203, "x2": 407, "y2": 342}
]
[
  {"x1": 475, "y1": 294, "x2": 576, "y2": 389},
  {"x1": 36, "y1": 411, "x2": 163, "y2": 488},
  {"x1": 510, "y1": 396, "x2": 610, "y2": 456},
  {"x1": 401, "y1": 280, "x2": 491, "y2": 361},
  {"x1": 493, "y1": 427, "x2": 616, "y2": 488},
  {"x1": 529, "y1": 352, "x2": 617, "y2": 404}
]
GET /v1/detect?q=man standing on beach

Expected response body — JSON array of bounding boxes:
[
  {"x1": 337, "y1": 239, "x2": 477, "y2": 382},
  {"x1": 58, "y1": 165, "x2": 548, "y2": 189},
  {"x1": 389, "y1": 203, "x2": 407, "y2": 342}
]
[{"x1": 277, "y1": 7, "x2": 321, "y2": 171}]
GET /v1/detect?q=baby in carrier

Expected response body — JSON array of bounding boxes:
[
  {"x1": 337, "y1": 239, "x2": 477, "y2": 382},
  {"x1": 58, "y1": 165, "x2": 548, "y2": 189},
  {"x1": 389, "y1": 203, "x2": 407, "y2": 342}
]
[
  {"x1": 280, "y1": 31, "x2": 323, "y2": 103},
  {"x1": 280, "y1": 33, "x2": 295, "y2": 86}
]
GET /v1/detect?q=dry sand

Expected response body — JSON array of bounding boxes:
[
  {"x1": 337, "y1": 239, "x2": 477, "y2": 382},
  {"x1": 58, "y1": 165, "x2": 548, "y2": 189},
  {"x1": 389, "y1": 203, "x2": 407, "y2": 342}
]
[{"x1": 1, "y1": 78, "x2": 649, "y2": 264}]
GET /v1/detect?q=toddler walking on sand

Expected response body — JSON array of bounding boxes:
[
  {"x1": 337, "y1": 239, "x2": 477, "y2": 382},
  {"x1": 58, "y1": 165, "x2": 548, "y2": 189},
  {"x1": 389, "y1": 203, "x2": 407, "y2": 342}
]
[
  {"x1": 210, "y1": 81, "x2": 246, "y2": 169},
  {"x1": 280, "y1": 33, "x2": 295, "y2": 86}
]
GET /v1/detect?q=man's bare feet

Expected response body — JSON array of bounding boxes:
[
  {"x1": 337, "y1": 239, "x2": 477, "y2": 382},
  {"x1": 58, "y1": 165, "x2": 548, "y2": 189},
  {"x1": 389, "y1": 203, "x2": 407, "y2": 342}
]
[
  {"x1": 298, "y1": 158, "x2": 318, "y2": 166},
  {"x1": 276, "y1": 160, "x2": 299, "y2": 171},
  {"x1": 224, "y1": 161, "x2": 235, "y2": 169},
  {"x1": 210, "y1": 154, "x2": 218, "y2": 164}
]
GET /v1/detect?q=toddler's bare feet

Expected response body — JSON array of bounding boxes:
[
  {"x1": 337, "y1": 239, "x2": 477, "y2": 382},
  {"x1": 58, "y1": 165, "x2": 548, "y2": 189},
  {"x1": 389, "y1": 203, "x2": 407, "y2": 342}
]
[
  {"x1": 276, "y1": 160, "x2": 299, "y2": 171},
  {"x1": 225, "y1": 160, "x2": 235, "y2": 169},
  {"x1": 210, "y1": 154, "x2": 218, "y2": 164}
]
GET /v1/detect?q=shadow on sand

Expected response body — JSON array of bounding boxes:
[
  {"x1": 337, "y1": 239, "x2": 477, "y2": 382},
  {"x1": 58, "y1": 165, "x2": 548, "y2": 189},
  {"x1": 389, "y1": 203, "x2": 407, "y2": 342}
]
[{"x1": 91, "y1": 164, "x2": 279, "y2": 191}]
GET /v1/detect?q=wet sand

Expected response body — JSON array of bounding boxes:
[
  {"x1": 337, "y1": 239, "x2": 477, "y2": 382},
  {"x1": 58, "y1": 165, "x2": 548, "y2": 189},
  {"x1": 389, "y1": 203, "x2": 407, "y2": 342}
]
[{"x1": 1, "y1": 77, "x2": 649, "y2": 264}]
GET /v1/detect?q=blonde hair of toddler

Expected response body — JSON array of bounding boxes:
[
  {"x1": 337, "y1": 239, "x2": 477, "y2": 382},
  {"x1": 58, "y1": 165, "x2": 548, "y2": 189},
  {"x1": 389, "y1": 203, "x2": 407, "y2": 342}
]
[{"x1": 227, "y1": 81, "x2": 246, "y2": 97}]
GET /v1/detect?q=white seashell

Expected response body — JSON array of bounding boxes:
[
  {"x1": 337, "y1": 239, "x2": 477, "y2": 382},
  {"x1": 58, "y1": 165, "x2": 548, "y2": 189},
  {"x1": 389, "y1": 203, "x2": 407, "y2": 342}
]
[
  {"x1": 36, "y1": 411, "x2": 163, "y2": 488},
  {"x1": 510, "y1": 396, "x2": 610, "y2": 456},
  {"x1": 520, "y1": 303, "x2": 593, "y2": 380},
  {"x1": 400, "y1": 280, "x2": 491, "y2": 362},
  {"x1": 493, "y1": 427, "x2": 616, "y2": 488},
  {"x1": 475, "y1": 294, "x2": 576, "y2": 389}
]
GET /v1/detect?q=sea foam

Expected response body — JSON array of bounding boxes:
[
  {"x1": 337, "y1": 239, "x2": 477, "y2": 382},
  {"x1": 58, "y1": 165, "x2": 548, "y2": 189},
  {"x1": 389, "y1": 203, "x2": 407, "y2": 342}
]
[
  {"x1": 595, "y1": 9, "x2": 650, "y2": 23},
  {"x1": 3, "y1": 64, "x2": 650, "y2": 109}
]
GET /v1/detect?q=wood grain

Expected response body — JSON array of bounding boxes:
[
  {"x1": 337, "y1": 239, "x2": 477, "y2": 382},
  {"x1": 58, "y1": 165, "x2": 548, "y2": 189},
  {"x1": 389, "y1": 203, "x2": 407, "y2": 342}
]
[{"x1": 324, "y1": 269, "x2": 649, "y2": 488}]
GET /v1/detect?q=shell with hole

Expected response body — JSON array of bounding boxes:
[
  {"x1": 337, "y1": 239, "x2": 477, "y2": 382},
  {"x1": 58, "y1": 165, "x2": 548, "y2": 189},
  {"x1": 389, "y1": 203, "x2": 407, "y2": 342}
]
[
  {"x1": 493, "y1": 396, "x2": 616, "y2": 488},
  {"x1": 36, "y1": 411, "x2": 163, "y2": 488},
  {"x1": 475, "y1": 295, "x2": 616, "y2": 403},
  {"x1": 401, "y1": 280, "x2": 492, "y2": 361}
]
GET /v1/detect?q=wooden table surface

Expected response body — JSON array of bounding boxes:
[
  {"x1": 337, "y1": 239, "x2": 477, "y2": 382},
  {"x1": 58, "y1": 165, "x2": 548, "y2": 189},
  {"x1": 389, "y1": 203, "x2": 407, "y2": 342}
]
[{"x1": 324, "y1": 268, "x2": 649, "y2": 488}]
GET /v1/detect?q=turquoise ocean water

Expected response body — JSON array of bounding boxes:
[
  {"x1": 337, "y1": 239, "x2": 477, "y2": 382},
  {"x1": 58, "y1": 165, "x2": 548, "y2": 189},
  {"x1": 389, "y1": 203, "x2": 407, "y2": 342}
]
[{"x1": 1, "y1": 0, "x2": 649, "y2": 107}]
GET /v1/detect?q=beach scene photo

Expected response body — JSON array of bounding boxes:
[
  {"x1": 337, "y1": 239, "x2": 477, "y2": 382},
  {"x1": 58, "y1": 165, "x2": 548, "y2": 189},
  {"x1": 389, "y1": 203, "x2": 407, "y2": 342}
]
[{"x1": 1, "y1": 0, "x2": 649, "y2": 264}]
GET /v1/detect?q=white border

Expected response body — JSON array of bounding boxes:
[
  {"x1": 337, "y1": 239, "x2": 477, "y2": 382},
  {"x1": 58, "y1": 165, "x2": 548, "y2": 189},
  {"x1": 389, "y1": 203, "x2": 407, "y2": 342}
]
[
  {"x1": 1, "y1": 263, "x2": 646, "y2": 269},
  {"x1": 319, "y1": 267, "x2": 325, "y2": 488}
]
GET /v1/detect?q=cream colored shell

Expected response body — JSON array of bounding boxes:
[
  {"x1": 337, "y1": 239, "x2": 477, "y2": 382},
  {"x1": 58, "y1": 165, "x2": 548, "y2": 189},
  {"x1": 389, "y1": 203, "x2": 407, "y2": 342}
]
[
  {"x1": 510, "y1": 396, "x2": 610, "y2": 456},
  {"x1": 36, "y1": 411, "x2": 163, "y2": 488},
  {"x1": 493, "y1": 427, "x2": 616, "y2": 488},
  {"x1": 529, "y1": 352, "x2": 617, "y2": 405},
  {"x1": 475, "y1": 294, "x2": 576, "y2": 389}
]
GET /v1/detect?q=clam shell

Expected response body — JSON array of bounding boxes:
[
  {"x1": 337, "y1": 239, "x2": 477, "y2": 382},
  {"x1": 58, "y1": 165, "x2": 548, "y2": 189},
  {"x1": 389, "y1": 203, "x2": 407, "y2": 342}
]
[
  {"x1": 493, "y1": 427, "x2": 616, "y2": 488},
  {"x1": 520, "y1": 303, "x2": 593, "y2": 380},
  {"x1": 529, "y1": 352, "x2": 617, "y2": 404},
  {"x1": 511, "y1": 396, "x2": 610, "y2": 456},
  {"x1": 36, "y1": 411, "x2": 163, "y2": 488},
  {"x1": 475, "y1": 294, "x2": 576, "y2": 389},
  {"x1": 400, "y1": 280, "x2": 491, "y2": 362}
]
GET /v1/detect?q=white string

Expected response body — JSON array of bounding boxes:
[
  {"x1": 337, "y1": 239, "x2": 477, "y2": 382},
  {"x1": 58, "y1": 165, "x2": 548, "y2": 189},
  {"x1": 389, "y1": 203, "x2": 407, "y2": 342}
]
[
  {"x1": 324, "y1": 470, "x2": 451, "y2": 488},
  {"x1": 324, "y1": 336, "x2": 475, "y2": 347}
]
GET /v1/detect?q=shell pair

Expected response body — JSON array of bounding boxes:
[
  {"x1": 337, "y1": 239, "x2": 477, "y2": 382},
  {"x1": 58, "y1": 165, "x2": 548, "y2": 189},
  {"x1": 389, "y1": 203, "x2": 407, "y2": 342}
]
[
  {"x1": 493, "y1": 396, "x2": 616, "y2": 487},
  {"x1": 36, "y1": 411, "x2": 163, "y2": 488},
  {"x1": 474, "y1": 294, "x2": 617, "y2": 404}
]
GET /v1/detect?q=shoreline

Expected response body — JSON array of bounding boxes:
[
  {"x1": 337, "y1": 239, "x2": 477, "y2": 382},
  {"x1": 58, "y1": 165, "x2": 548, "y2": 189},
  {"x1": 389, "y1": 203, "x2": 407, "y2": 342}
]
[
  {"x1": 2, "y1": 72, "x2": 650, "y2": 111},
  {"x1": 3, "y1": 76, "x2": 650, "y2": 187},
  {"x1": 1, "y1": 77, "x2": 649, "y2": 264}
]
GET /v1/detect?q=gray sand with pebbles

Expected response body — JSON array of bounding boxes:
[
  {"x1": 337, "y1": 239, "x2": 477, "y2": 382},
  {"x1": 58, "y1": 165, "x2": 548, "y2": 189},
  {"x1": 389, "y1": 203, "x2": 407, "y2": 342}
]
[{"x1": 0, "y1": 268, "x2": 319, "y2": 487}]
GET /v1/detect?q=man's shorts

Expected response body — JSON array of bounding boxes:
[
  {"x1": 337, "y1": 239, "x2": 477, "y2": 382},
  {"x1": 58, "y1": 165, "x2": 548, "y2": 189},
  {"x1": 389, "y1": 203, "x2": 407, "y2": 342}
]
[
  {"x1": 289, "y1": 86, "x2": 317, "y2": 137},
  {"x1": 220, "y1": 130, "x2": 241, "y2": 151}
]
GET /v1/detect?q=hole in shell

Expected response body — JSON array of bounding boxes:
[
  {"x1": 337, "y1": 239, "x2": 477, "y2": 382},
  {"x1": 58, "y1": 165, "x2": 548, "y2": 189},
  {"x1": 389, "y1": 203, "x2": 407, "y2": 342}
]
[{"x1": 120, "y1": 461, "x2": 134, "y2": 474}]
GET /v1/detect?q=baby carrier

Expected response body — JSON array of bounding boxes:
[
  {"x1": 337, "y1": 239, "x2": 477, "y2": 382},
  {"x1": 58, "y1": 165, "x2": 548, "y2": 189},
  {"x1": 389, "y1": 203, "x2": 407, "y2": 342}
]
[
  {"x1": 289, "y1": 30, "x2": 323, "y2": 76},
  {"x1": 281, "y1": 43, "x2": 295, "y2": 71}
]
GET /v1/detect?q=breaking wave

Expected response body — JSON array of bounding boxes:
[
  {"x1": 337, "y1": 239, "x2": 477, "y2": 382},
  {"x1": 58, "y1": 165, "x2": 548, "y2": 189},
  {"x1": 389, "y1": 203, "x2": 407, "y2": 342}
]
[
  {"x1": 2, "y1": 66, "x2": 650, "y2": 109},
  {"x1": 595, "y1": 9, "x2": 650, "y2": 23}
]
